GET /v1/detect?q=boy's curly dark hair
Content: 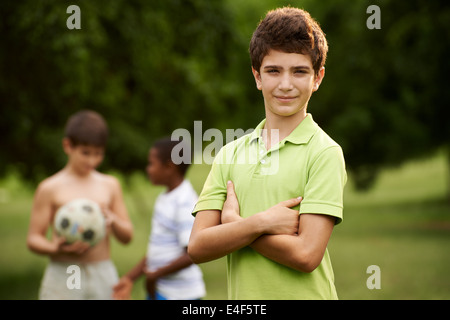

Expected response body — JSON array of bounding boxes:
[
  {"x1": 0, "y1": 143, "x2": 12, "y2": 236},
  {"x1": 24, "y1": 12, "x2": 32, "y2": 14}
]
[
  {"x1": 153, "y1": 137, "x2": 191, "y2": 176},
  {"x1": 64, "y1": 110, "x2": 108, "y2": 147},
  {"x1": 249, "y1": 7, "x2": 328, "y2": 76}
]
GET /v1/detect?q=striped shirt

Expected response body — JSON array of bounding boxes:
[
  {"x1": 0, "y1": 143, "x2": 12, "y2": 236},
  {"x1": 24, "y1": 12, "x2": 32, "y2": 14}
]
[{"x1": 146, "y1": 180, "x2": 205, "y2": 299}]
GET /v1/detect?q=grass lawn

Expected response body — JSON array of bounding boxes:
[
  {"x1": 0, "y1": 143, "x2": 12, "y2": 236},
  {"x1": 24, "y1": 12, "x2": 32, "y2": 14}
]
[{"x1": 0, "y1": 151, "x2": 448, "y2": 299}]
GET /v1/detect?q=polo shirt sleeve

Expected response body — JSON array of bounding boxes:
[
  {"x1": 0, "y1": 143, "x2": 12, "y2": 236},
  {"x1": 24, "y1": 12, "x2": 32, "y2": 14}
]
[
  {"x1": 299, "y1": 145, "x2": 347, "y2": 225},
  {"x1": 192, "y1": 147, "x2": 228, "y2": 216}
]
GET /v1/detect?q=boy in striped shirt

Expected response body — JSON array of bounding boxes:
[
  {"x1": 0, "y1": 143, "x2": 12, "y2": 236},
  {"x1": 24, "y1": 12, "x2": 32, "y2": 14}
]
[{"x1": 114, "y1": 137, "x2": 205, "y2": 300}]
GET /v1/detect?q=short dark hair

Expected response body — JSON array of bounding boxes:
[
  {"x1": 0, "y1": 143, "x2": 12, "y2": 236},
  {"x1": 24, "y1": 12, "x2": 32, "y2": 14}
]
[
  {"x1": 152, "y1": 137, "x2": 191, "y2": 177},
  {"x1": 64, "y1": 110, "x2": 108, "y2": 147},
  {"x1": 249, "y1": 7, "x2": 328, "y2": 76}
]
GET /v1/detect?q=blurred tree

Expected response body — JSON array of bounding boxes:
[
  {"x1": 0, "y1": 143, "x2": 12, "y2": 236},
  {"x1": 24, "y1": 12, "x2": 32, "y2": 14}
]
[
  {"x1": 0, "y1": 0, "x2": 249, "y2": 182},
  {"x1": 1, "y1": 0, "x2": 449, "y2": 196},
  {"x1": 303, "y1": 0, "x2": 449, "y2": 191}
]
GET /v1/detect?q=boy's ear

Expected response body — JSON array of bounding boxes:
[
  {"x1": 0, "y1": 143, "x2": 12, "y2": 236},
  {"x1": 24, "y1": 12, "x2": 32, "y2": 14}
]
[
  {"x1": 165, "y1": 160, "x2": 181, "y2": 176},
  {"x1": 62, "y1": 137, "x2": 72, "y2": 154},
  {"x1": 313, "y1": 67, "x2": 325, "y2": 92},
  {"x1": 62, "y1": 138, "x2": 79, "y2": 155},
  {"x1": 252, "y1": 67, "x2": 262, "y2": 90}
]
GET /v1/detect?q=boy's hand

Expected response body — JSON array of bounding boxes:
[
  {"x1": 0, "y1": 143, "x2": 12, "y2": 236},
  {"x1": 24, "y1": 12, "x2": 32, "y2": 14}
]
[
  {"x1": 58, "y1": 240, "x2": 91, "y2": 255},
  {"x1": 100, "y1": 204, "x2": 133, "y2": 244},
  {"x1": 221, "y1": 180, "x2": 302, "y2": 236},
  {"x1": 52, "y1": 234, "x2": 90, "y2": 255},
  {"x1": 101, "y1": 205, "x2": 116, "y2": 228},
  {"x1": 144, "y1": 270, "x2": 158, "y2": 299},
  {"x1": 113, "y1": 276, "x2": 133, "y2": 300},
  {"x1": 221, "y1": 181, "x2": 242, "y2": 224},
  {"x1": 258, "y1": 197, "x2": 302, "y2": 236}
]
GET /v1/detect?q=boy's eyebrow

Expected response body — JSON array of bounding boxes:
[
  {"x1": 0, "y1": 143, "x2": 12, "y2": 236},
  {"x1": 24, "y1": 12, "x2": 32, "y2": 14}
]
[
  {"x1": 292, "y1": 65, "x2": 311, "y2": 70},
  {"x1": 263, "y1": 65, "x2": 312, "y2": 70}
]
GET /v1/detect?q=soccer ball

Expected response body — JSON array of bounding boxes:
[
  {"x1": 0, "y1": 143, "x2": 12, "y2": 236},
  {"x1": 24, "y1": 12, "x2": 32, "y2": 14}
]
[{"x1": 54, "y1": 198, "x2": 106, "y2": 246}]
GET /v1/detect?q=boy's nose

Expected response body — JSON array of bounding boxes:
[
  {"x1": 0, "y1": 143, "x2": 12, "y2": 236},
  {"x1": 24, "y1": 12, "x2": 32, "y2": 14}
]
[
  {"x1": 87, "y1": 155, "x2": 101, "y2": 168},
  {"x1": 278, "y1": 74, "x2": 294, "y2": 91}
]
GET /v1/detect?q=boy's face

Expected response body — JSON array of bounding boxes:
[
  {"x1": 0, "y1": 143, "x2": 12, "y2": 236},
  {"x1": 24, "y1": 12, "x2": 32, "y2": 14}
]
[
  {"x1": 252, "y1": 49, "x2": 324, "y2": 120},
  {"x1": 146, "y1": 147, "x2": 172, "y2": 186},
  {"x1": 63, "y1": 138, "x2": 105, "y2": 176}
]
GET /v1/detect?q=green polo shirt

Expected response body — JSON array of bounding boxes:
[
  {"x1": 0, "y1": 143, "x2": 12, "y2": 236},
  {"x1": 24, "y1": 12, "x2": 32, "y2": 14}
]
[{"x1": 193, "y1": 114, "x2": 346, "y2": 299}]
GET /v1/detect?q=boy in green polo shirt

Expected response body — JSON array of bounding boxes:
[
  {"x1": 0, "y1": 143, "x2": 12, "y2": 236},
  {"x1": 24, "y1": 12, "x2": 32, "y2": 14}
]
[{"x1": 188, "y1": 7, "x2": 346, "y2": 299}]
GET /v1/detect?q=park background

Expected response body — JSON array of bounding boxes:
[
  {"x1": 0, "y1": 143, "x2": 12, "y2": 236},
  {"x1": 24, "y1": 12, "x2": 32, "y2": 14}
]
[{"x1": 0, "y1": 0, "x2": 449, "y2": 299}]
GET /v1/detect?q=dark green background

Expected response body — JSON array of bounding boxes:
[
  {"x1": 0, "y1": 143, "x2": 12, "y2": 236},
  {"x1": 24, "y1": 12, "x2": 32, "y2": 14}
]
[{"x1": 1, "y1": 0, "x2": 448, "y2": 192}]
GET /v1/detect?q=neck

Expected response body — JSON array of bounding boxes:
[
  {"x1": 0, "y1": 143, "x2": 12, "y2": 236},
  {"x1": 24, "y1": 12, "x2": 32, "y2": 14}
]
[
  {"x1": 263, "y1": 110, "x2": 307, "y2": 149},
  {"x1": 166, "y1": 175, "x2": 184, "y2": 192},
  {"x1": 63, "y1": 164, "x2": 94, "y2": 179}
]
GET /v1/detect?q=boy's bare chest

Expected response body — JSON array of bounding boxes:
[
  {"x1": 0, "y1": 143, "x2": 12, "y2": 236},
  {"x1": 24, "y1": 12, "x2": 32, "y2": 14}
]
[{"x1": 51, "y1": 180, "x2": 112, "y2": 213}]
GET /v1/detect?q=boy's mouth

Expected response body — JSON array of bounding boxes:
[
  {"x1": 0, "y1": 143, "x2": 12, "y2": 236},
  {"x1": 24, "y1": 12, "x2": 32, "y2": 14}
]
[{"x1": 275, "y1": 96, "x2": 298, "y2": 103}]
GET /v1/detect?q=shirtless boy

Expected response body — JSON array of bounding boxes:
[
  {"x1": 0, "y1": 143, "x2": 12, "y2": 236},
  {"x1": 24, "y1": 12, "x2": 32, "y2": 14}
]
[{"x1": 27, "y1": 110, "x2": 133, "y2": 299}]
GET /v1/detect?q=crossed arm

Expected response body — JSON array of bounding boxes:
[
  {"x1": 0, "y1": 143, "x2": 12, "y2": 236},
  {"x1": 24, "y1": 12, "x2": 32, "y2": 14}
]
[{"x1": 188, "y1": 181, "x2": 335, "y2": 273}]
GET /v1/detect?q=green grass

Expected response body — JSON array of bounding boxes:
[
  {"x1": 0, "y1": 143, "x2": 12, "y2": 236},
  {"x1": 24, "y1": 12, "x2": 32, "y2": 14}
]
[
  {"x1": 330, "y1": 152, "x2": 450, "y2": 300},
  {"x1": 0, "y1": 151, "x2": 448, "y2": 299}
]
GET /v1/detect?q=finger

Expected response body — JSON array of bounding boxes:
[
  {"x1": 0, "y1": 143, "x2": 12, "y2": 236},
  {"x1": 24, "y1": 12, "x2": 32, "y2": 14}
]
[
  {"x1": 226, "y1": 180, "x2": 236, "y2": 198},
  {"x1": 278, "y1": 196, "x2": 303, "y2": 208},
  {"x1": 72, "y1": 241, "x2": 90, "y2": 253},
  {"x1": 70, "y1": 240, "x2": 86, "y2": 248},
  {"x1": 57, "y1": 236, "x2": 67, "y2": 245},
  {"x1": 113, "y1": 292, "x2": 125, "y2": 300},
  {"x1": 101, "y1": 206, "x2": 111, "y2": 217}
]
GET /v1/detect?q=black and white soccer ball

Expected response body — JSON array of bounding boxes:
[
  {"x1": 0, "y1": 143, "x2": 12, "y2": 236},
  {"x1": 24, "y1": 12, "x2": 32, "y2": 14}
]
[{"x1": 54, "y1": 198, "x2": 106, "y2": 246}]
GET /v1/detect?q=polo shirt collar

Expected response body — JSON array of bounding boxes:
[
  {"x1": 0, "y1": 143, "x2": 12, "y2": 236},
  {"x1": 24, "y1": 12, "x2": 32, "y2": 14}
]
[
  {"x1": 250, "y1": 113, "x2": 318, "y2": 145},
  {"x1": 249, "y1": 119, "x2": 266, "y2": 142}
]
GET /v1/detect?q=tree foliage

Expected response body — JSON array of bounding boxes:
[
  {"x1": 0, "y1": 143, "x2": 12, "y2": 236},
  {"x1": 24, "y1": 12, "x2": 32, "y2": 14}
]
[
  {"x1": 307, "y1": 0, "x2": 449, "y2": 189},
  {"x1": 1, "y1": 0, "x2": 448, "y2": 191}
]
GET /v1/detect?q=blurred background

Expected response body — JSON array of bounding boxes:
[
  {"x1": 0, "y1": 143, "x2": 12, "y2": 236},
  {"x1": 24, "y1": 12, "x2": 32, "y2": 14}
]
[{"x1": 0, "y1": 0, "x2": 449, "y2": 299}]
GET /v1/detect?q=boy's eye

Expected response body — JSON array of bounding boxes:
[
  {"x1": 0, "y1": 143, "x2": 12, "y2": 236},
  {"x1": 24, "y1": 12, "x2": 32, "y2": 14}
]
[{"x1": 266, "y1": 69, "x2": 279, "y2": 73}]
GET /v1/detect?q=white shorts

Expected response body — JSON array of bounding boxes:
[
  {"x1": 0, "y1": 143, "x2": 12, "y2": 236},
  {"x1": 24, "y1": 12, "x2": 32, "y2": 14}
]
[{"x1": 38, "y1": 260, "x2": 119, "y2": 300}]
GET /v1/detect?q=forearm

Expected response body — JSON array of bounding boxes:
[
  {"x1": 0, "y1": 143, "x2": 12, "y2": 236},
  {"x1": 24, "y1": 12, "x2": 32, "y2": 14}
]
[
  {"x1": 250, "y1": 213, "x2": 336, "y2": 273},
  {"x1": 151, "y1": 252, "x2": 193, "y2": 278},
  {"x1": 220, "y1": 215, "x2": 308, "y2": 271},
  {"x1": 111, "y1": 217, "x2": 133, "y2": 244},
  {"x1": 125, "y1": 257, "x2": 146, "y2": 281},
  {"x1": 27, "y1": 233, "x2": 57, "y2": 255},
  {"x1": 188, "y1": 211, "x2": 265, "y2": 264},
  {"x1": 250, "y1": 234, "x2": 314, "y2": 272},
  {"x1": 219, "y1": 210, "x2": 306, "y2": 271}
]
